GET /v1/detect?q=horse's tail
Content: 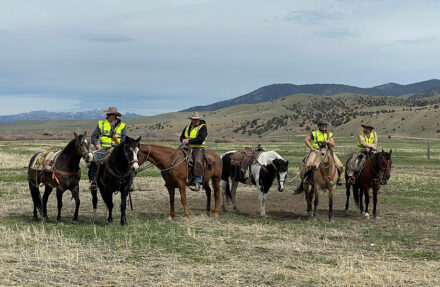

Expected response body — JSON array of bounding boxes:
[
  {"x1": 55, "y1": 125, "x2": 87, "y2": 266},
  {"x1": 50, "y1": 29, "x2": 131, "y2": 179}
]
[
  {"x1": 28, "y1": 181, "x2": 43, "y2": 215},
  {"x1": 221, "y1": 152, "x2": 234, "y2": 201},
  {"x1": 352, "y1": 184, "x2": 360, "y2": 207}
]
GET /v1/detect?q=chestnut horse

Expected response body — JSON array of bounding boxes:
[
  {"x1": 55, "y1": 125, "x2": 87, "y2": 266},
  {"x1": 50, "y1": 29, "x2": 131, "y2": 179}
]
[
  {"x1": 138, "y1": 144, "x2": 222, "y2": 220},
  {"x1": 344, "y1": 149, "x2": 392, "y2": 218}
]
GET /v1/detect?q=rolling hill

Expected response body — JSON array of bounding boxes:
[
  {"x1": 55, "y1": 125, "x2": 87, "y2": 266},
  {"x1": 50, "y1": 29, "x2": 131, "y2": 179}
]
[{"x1": 181, "y1": 79, "x2": 440, "y2": 112}]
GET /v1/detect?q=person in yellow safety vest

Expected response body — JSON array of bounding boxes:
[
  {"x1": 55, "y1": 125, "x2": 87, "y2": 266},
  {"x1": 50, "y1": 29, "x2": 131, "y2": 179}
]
[
  {"x1": 302, "y1": 120, "x2": 344, "y2": 186},
  {"x1": 180, "y1": 112, "x2": 207, "y2": 192},
  {"x1": 346, "y1": 122, "x2": 377, "y2": 184},
  {"x1": 88, "y1": 107, "x2": 127, "y2": 191}
]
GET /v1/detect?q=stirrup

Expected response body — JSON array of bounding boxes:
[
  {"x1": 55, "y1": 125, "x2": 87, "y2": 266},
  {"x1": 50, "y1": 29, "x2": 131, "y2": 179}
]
[{"x1": 190, "y1": 182, "x2": 201, "y2": 192}]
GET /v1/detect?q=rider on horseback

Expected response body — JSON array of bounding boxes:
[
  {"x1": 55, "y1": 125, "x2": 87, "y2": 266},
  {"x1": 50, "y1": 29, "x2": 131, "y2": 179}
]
[
  {"x1": 303, "y1": 120, "x2": 344, "y2": 186},
  {"x1": 346, "y1": 122, "x2": 377, "y2": 184},
  {"x1": 88, "y1": 107, "x2": 127, "y2": 191},
  {"x1": 180, "y1": 112, "x2": 207, "y2": 192}
]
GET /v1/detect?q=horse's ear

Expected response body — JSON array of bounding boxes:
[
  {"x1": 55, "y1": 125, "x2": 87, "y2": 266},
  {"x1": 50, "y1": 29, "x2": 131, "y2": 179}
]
[
  {"x1": 389, "y1": 149, "x2": 392, "y2": 155},
  {"x1": 74, "y1": 132, "x2": 78, "y2": 138},
  {"x1": 286, "y1": 160, "x2": 289, "y2": 165},
  {"x1": 84, "y1": 131, "x2": 87, "y2": 137},
  {"x1": 136, "y1": 136, "x2": 142, "y2": 142}
]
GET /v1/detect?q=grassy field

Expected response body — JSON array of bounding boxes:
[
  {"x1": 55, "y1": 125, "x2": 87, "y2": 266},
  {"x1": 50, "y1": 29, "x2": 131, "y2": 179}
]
[{"x1": 0, "y1": 138, "x2": 439, "y2": 286}]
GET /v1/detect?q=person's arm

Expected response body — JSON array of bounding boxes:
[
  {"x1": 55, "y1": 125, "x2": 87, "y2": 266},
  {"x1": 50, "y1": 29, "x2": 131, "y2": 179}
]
[
  {"x1": 91, "y1": 125, "x2": 101, "y2": 149},
  {"x1": 120, "y1": 126, "x2": 127, "y2": 143},
  {"x1": 327, "y1": 136, "x2": 335, "y2": 147},
  {"x1": 371, "y1": 132, "x2": 378, "y2": 151},
  {"x1": 180, "y1": 127, "x2": 187, "y2": 143},
  {"x1": 304, "y1": 134, "x2": 314, "y2": 151}
]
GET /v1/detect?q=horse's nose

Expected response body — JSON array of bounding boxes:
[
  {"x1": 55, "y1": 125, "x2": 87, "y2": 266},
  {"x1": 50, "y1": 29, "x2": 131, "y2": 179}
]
[
  {"x1": 88, "y1": 153, "x2": 93, "y2": 163},
  {"x1": 132, "y1": 162, "x2": 139, "y2": 171}
]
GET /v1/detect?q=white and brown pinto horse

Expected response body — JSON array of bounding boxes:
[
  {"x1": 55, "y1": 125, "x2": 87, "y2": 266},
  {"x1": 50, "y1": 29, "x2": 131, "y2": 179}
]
[
  {"x1": 300, "y1": 144, "x2": 339, "y2": 221},
  {"x1": 220, "y1": 150, "x2": 289, "y2": 217}
]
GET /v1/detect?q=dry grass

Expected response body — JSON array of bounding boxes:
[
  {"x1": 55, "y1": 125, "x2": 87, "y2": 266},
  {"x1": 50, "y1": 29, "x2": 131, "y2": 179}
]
[{"x1": 0, "y1": 140, "x2": 439, "y2": 286}]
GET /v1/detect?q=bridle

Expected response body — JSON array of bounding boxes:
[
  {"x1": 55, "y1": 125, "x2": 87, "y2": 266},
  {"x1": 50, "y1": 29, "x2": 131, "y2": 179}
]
[{"x1": 137, "y1": 144, "x2": 188, "y2": 173}]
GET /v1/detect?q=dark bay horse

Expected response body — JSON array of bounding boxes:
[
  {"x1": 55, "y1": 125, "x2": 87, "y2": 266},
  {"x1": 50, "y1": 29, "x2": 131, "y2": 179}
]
[
  {"x1": 28, "y1": 132, "x2": 93, "y2": 222},
  {"x1": 220, "y1": 150, "x2": 289, "y2": 217},
  {"x1": 93, "y1": 136, "x2": 141, "y2": 225},
  {"x1": 344, "y1": 149, "x2": 392, "y2": 218},
  {"x1": 138, "y1": 144, "x2": 222, "y2": 220}
]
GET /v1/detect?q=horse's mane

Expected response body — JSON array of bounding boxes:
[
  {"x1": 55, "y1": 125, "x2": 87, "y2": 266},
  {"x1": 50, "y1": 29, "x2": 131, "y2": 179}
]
[{"x1": 61, "y1": 137, "x2": 77, "y2": 155}]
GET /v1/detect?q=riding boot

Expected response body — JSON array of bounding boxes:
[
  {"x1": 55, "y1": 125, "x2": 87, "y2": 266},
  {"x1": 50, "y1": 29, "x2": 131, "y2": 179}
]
[
  {"x1": 336, "y1": 169, "x2": 343, "y2": 186},
  {"x1": 294, "y1": 182, "x2": 304, "y2": 195},
  {"x1": 190, "y1": 176, "x2": 202, "y2": 192},
  {"x1": 303, "y1": 169, "x2": 314, "y2": 184}
]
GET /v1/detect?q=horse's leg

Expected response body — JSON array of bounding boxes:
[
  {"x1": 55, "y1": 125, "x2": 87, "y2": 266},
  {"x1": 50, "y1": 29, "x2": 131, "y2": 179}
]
[
  {"x1": 71, "y1": 185, "x2": 80, "y2": 223},
  {"x1": 220, "y1": 179, "x2": 227, "y2": 212},
  {"x1": 256, "y1": 184, "x2": 266, "y2": 217},
  {"x1": 120, "y1": 186, "x2": 128, "y2": 226},
  {"x1": 28, "y1": 181, "x2": 41, "y2": 221},
  {"x1": 358, "y1": 184, "x2": 364, "y2": 214},
  {"x1": 231, "y1": 179, "x2": 239, "y2": 213},
  {"x1": 42, "y1": 185, "x2": 53, "y2": 220},
  {"x1": 328, "y1": 185, "x2": 335, "y2": 222},
  {"x1": 177, "y1": 183, "x2": 190, "y2": 220},
  {"x1": 56, "y1": 188, "x2": 63, "y2": 223},
  {"x1": 166, "y1": 185, "x2": 176, "y2": 220},
  {"x1": 91, "y1": 183, "x2": 98, "y2": 222},
  {"x1": 344, "y1": 182, "x2": 351, "y2": 215},
  {"x1": 100, "y1": 188, "x2": 113, "y2": 223},
  {"x1": 373, "y1": 184, "x2": 379, "y2": 218},
  {"x1": 212, "y1": 176, "x2": 220, "y2": 217},
  {"x1": 364, "y1": 185, "x2": 370, "y2": 218},
  {"x1": 204, "y1": 182, "x2": 212, "y2": 216},
  {"x1": 303, "y1": 183, "x2": 312, "y2": 219},
  {"x1": 313, "y1": 184, "x2": 319, "y2": 218}
]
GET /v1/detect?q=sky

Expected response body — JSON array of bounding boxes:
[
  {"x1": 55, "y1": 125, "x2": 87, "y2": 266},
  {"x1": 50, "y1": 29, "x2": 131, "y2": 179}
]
[{"x1": 1, "y1": 0, "x2": 440, "y2": 116}]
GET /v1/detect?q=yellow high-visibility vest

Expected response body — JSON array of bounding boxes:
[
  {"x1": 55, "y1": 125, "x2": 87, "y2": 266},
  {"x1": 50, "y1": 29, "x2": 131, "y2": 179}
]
[
  {"x1": 184, "y1": 123, "x2": 206, "y2": 148},
  {"x1": 98, "y1": 120, "x2": 126, "y2": 147},
  {"x1": 312, "y1": 130, "x2": 333, "y2": 149},
  {"x1": 356, "y1": 131, "x2": 376, "y2": 151}
]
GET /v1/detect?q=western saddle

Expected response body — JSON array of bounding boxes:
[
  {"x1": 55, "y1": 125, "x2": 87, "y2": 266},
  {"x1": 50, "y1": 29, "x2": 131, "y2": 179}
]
[{"x1": 230, "y1": 145, "x2": 264, "y2": 181}]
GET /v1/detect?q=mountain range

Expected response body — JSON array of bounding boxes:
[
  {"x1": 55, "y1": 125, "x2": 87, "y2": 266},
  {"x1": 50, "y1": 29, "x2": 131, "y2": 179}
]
[
  {"x1": 181, "y1": 79, "x2": 440, "y2": 112},
  {"x1": 0, "y1": 109, "x2": 144, "y2": 123}
]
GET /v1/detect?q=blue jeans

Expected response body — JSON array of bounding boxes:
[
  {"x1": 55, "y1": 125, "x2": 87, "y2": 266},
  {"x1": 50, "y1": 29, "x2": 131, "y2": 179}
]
[{"x1": 88, "y1": 148, "x2": 110, "y2": 181}]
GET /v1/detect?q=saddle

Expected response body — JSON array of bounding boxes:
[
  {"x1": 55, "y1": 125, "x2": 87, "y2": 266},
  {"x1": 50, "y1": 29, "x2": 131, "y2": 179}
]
[
  {"x1": 30, "y1": 150, "x2": 62, "y2": 172},
  {"x1": 181, "y1": 147, "x2": 213, "y2": 186},
  {"x1": 230, "y1": 145, "x2": 264, "y2": 181}
]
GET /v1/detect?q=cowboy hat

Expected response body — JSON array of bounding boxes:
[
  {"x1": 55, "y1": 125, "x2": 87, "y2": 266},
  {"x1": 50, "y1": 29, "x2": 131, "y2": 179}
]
[
  {"x1": 361, "y1": 121, "x2": 375, "y2": 129},
  {"x1": 188, "y1": 111, "x2": 201, "y2": 120},
  {"x1": 102, "y1": 107, "x2": 122, "y2": 117}
]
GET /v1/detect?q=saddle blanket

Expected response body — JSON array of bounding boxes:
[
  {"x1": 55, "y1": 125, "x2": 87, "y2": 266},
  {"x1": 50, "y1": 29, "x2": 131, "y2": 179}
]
[{"x1": 29, "y1": 150, "x2": 61, "y2": 172}]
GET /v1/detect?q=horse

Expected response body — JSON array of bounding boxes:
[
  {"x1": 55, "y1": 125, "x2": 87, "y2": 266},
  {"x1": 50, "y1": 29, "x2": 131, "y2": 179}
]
[
  {"x1": 28, "y1": 132, "x2": 93, "y2": 222},
  {"x1": 299, "y1": 144, "x2": 338, "y2": 221},
  {"x1": 220, "y1": 150, "x2": 289, "y2": 217},
  {"x1": 92, "y1": 136, "x2": 141, "y2": 225},
  {"x1": 344, "y1": 149, "x2": 392, "y2": 219},
  {"x1": 138, "y1": 144, "x2": 222, "y2": 220}
]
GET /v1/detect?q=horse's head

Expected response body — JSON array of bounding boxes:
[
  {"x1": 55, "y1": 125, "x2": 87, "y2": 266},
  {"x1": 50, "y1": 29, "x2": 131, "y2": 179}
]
[
  {"x1": 314, "y1": 145, "x2": 332, "y2": 168},
  {"x1": 123, "y1": 136, "x2": 142, "y2": 172},
  {"x1": 74, "y1": 131, "x2": 93, "y2": 163},
  {"x1": 272, "y1": 158, "x2": 289, "y2": 192},
  {"x1": 379, "y1": 149, "x2": 392, "y2": 185}
]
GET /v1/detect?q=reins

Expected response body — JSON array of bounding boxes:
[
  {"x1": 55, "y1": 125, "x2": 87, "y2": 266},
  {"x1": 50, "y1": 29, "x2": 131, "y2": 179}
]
[{"x1": 137, "y1": 144, "x2": 188, "y2": 173}]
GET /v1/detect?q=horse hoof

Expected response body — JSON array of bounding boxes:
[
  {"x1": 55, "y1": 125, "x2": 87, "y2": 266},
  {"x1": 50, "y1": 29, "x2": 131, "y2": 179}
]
[
  {"x1": 344, "y1": 209, "x2": 349, "y2": 216},
  {"x1": 32, "y1": 216, "x2": 39, "y2": 222},
  {"x1": 121, "y1": 221, "x2": 128, "y2": 226},
  {"x1": 72, "y1": 219, "x2": 78, "y2": 224},
  {"x1": 364, "y1": 213, "x2": 370, "y2": 218},
  {"x1": 167, "y1": 215, "x2": 174, "y2": 221},
  {"x1": 57, "y1": 217, "x2": 62, "y2": 223},
  {"x1": 213, "y1": 212, "x2": 219, "y2": 218}
]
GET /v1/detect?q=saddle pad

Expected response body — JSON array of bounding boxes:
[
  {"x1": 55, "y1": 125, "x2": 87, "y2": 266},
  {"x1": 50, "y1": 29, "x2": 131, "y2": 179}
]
[{"x1": 31, "y1": 150, "x2": 61, "y2": 171}]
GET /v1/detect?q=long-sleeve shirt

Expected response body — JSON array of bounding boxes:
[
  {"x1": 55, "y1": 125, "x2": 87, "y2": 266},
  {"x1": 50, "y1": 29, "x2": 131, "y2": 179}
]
[
  {"x1": 91, "y1": 119, "x2": 127, "y2": 147},
  {"x1": 180, "y1": 120, "x2": 208, "y2": 145},
  {"x1": 357, "y1": 131, "x2": 377, "y2": 149}
]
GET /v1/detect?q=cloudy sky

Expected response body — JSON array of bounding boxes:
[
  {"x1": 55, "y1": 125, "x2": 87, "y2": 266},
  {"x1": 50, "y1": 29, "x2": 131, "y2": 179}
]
[{"x1": 1, "y1": 0, "x2": 439, "y2": 115}]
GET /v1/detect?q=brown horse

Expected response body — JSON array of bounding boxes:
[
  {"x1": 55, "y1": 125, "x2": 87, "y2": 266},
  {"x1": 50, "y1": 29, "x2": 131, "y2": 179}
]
[
  {"x1": 344, "y1": 149, "x2": 392, "y2": 218},
  {"x1": 300, "y1": 144, "x2": 339, "y2": 221},
  {"x1": 138, "y1": 144, "x2": 222, "y2": 220}
]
